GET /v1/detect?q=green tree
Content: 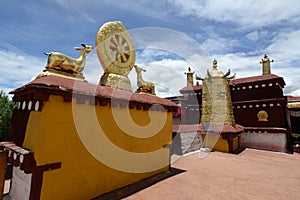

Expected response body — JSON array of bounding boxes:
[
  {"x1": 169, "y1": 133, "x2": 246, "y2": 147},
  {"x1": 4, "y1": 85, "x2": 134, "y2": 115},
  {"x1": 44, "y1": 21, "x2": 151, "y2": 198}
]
[{"x1": 0, "y1": 91, "x2": 17, "y2": 141}]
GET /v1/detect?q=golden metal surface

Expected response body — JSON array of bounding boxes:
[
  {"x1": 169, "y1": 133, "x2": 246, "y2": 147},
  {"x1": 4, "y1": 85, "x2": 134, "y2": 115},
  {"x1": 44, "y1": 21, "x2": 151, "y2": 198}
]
[
  {"x1": 96, "y1": 21, "x2": 136, "y2": 76},
  {"x1": 45, "y1": 44, "x2": 93, "y2": 73},
  {"x1": 96, "y1": 21, "x2": 135, "y2": 91},
  {"x1": 185, "y1": 67, "x2": 195, "y2": 86},
  {"x1": 287, "y1": 102, "x2": 300, "y2": 109},
  {"x1": 37, "y1": 68, "x2": 87, "y2": 81},
  {"x1": 201, "y1": 60, "x2": 236, "y2": 126},
  {"x1": 260, "y1": 53, "x2": 273, "y2": 75},
  {"x1": 99, "y1": 72, "x2": 132, "y2": 91},
  {"x1": 38, "y1": 44, "x2": 93, "y2": 81},
  {"x1": 134, "y1": 65, "x2": 156, "y2": 95},
  {"x1": 257, "y1": 110, "x2": 268, "y2": 121}
]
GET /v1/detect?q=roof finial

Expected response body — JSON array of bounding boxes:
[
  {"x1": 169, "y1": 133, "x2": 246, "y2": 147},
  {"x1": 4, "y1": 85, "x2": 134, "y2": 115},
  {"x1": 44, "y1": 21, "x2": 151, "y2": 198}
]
[
  {"x1": 213, "y1": 59, "x2": 218, "y2": 69},
  {"x1": 201, "y1": 59, "x2": 236, "y2": 126},
  {"x1": 260, "y1": 54, "x2": 273, "y2": 75},
  {"x1": 184, "y1": 67, "x2": 195, "y2": 86}
]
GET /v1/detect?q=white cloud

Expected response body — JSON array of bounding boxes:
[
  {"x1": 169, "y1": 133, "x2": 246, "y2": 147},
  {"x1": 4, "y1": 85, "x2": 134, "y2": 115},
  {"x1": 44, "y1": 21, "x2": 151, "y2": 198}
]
[
  {"x1": 201, "y1": 37, "x2": 240, "y2": 55},
  {"x1": 167, "y1": 0, "x2": 300, "y2": 28},
  {"x1": 0, "y1": 49, "x2": 45, "y2": 91},
  {"x1": 246, "y1": 31, "x2": 260, "y2": 42},
  {"x1": 53, "y1": 0, "x2": 173, "y2": 24},
  {"x1": 271, "y1": 66, "x2": 300, "y2": 95},
  {"x1": 245, "y1": 30, "x2": 268, "y2": 42},
  {"x1": 130, "y1": 59, "x2": 189, "y2": 97},
  {"x1": 130, "y1": 27, "x2": 212, "y2": 78},
  {"x1": 53, "y1": 0, "x2": 98, "y2": 22},
  {"x1": 84, "y1": 51, "x2": 103, "y2": 84},
  {"x1": 135, "y1": 49, "x2": 173, "y2": 65},
  {"x1": 100, "y1": 0, "x2": 172, "y2": 22},
  {"x1": 213, "y1": 53, "x2": 262, "y2": 78},
  {"x1": 266, "y1": 29, "x2": 300, "y2": 62}
]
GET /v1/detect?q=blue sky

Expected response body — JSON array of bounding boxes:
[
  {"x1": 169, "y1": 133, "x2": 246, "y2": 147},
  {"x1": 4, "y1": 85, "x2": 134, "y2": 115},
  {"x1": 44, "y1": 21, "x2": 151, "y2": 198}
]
[{"x1": 1, "y1": 0, "x2": 300, "y2": 97}]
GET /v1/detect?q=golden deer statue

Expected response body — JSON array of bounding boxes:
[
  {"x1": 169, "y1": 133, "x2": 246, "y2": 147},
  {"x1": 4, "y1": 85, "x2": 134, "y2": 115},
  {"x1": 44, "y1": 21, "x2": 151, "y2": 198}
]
[
  {"x1": 44, "y1": 43, "x2": 93, "y2": 73},
  {"x1": 134, "y1": 65, "x2": 155, "y2": 95}
]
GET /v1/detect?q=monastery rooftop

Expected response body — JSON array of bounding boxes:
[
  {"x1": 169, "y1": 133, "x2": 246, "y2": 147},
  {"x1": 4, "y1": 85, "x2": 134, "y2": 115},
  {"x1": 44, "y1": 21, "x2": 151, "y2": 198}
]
[
  {"x1": 10, "y1": 76, "x2": 177, "y2": 109},
  {"x1": 180, "y1": 73, "x2": 285, "y2": 92}
]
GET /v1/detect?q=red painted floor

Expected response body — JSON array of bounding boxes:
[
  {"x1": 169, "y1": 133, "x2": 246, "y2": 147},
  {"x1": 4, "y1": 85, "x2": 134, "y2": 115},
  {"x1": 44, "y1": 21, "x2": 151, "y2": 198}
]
[{"x1": 124, "y1": 149, "x2": 300, "y2": 200}]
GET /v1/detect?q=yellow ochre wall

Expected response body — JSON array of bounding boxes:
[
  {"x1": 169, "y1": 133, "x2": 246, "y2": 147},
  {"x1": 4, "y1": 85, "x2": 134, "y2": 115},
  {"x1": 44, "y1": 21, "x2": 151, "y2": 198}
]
[
  {"x1": 23, "y1": 95, "x2": 173, "y2": 200},
  {"x1": 201, "y1": 134, "x2": 229, "y2": 152}
]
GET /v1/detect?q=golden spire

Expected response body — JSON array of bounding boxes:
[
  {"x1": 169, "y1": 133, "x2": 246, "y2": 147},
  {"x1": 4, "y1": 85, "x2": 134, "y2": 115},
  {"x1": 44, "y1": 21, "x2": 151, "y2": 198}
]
[
  {"x1": 260, "y1": 54, "x2": 273, "y2": 75},
  {"x1": 184, "y1": 67, "x2": 195, "y2": 87},
  {"x1": 201, "y1": 60, "x2": 235, "y2": 126}
]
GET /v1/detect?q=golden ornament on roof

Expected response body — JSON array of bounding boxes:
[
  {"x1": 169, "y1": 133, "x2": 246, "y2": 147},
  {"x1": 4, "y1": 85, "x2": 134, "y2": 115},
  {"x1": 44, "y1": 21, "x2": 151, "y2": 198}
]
[
  {"x1": 96, "y1": 21, "x2": 136, "y2": 76},
  {"x1": 184, "y1": 67, "x2": 195, "y2": 86},
  {"x1": 260, "y1": 53, "x2": 273, "y2": 75},
  {"x1": 37, "y1": 43, "x2": 93, "y2": 81},
  {"x1": 201, "y1": 60, "x2": 236, "y2": 126},
  {"x1": 96, "y1": 21, "x2": 136, "y2": 91},
  {"x1": 257, "y1": 110, "x2": 268, "y2": 121},
  {"x1": 134, "y1": 65, "x2": 156, "y2": 95}
]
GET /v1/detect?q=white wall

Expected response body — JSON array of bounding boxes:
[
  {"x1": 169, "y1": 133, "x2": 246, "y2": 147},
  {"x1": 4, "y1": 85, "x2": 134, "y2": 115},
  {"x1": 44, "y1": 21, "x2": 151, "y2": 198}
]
[{"x1": 241, "y1": 132, "x2": 287, "y2": 152}]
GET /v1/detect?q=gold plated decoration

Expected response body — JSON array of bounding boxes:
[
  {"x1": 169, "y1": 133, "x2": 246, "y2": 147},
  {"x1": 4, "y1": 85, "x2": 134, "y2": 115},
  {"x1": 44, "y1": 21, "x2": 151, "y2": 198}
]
[
  {"x1": 201, "y1": 60, "x2": 236, "y2": 126},
  {"x1": 257, "y1": 110, "x2": 268, "y2": 121},
  {"x1": 184, "y1": 67, "x2": 195, "y2": 86},
  {"x1": 260, "y1": 53, "x2": 273, "y2": 75},
  {"x1": 96, "y1": 21, "x2": 136, "y2": 91},
  {"x1": 134, "y1": 65, "x2": 156, "y2": 95},
  {"x1": 287, "y1": 102, "x2": 300, "y2": 109},
  {"x1": 37, "y1": 44, "x2": 93, "y2": 81}
]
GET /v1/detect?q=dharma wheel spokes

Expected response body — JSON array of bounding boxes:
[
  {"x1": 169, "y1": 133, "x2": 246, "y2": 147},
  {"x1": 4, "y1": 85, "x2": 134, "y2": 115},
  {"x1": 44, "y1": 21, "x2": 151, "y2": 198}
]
[
  {"x1": 109, "y1": 34, "x2": 130, "y2": 63},
  {"x1": 96, "y1": 21, "x2": 136, "y2": 90}
]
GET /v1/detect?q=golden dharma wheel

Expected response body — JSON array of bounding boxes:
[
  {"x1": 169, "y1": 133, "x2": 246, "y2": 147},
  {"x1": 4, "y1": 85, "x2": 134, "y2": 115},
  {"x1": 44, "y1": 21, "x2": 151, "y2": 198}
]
[
  {"x1": 257, "y1": 110, "x2": 268, "y2": 121},
  {"x1": 96, "y1": 21, "x2": 136, "y2": 76}
]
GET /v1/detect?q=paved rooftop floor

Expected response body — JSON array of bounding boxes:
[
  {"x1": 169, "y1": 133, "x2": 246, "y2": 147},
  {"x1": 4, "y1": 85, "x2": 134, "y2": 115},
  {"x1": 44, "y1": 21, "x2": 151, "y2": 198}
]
[{"x1": 124, "y1": 149, "x2": 300, "y2": 200}]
